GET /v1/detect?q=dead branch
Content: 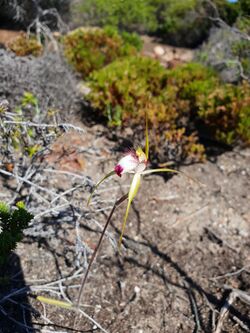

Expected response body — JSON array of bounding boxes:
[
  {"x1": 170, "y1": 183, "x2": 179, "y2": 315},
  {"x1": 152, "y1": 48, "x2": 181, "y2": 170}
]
[{"x1": 214, "y1": 291, "x2": 237, "y2": 333}]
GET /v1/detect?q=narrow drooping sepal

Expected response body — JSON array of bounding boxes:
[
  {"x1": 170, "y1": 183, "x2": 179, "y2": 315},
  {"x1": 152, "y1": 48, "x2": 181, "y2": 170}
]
[
  {"x1": 118, "y1": 173, "x2": 141, "y2": 250},
  {"x1": 142, "y1": 168, "x2": 203, "y2": 186},
  {"x1": 87, "y1": 170, "x2": 116, "y2": 206}
]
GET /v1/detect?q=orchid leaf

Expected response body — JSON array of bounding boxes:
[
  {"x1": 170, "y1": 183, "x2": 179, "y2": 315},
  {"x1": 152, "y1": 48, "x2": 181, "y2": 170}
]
[
  {"x1": 37, "y1": 296, "x2": 73, "y2": 309},
  {"x1": 142, "y1": 168, "x2": 204, "y2": 186},
  {"x1": 87, "y1": 170, "x2": 116, "y2": 206},
  {"x1": 118, "y1": 173, "x2": 141, "y2": 250},
  {"x1": 145, "y1": 112, "x2": 149, "y2": 160}
]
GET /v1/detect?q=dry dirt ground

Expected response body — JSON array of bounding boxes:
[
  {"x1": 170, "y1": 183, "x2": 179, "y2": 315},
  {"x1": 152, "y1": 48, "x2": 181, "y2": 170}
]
[{"x1": 0, "y1": 118, "x2": 249, "y2": 333}]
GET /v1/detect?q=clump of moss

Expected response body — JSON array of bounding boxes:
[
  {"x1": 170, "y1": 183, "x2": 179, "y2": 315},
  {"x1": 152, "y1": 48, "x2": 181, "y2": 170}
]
[
  {"x1": 0, "y1": 201, "x2": 33, "y2": 266},
  {"x1": 63, "y1": 27, "x2": 142, "y2": 78},
  {"x1": 7, "y1": 33, "x2": 43, "y2": 57}
]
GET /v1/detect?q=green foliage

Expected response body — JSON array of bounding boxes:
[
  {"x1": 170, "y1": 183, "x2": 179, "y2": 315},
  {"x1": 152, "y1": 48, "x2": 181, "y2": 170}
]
[
  {"x1": 63, "y1": 27, "x2": 141, "y2": 78},
  {"x1": 74, "y1": 0, "x2": 157, "y2": 33},
  {"x1": 197, "y1": 81, "x2": 250, "y2": 145},
  {"x1": 7, "y1": 33, "x2": 43, "y2": 57},
  {"x1": 119, "y1": 30, "x2": 143, "y2": 51},
  {"x1": 231, "y1": 38, "x2": 250, "y2": 78},
  {"x1": 239, "y1": 0, "x2": 250, "y2": 15},
  {"x1": 1, "y1": 92, "x2": 42, "y2": 158},
  {"x1": 87, "y1": 56, "x2": 250, "y2": 161},
  {"x1": 88, "y1": 56, "x2": 167, "y2": 124},
  {"x1": 21, "y1": 91, "x2": 38, "y2": 108},
  {"x1": 214, "y1": 0, "x2": 240, "y2": 25},
  {"x1": 154, "y1": 0, "x2": 210, "y2": 46},
  {"x1": 75, "y1": 0, "x2": 213, "y2": 47},
  {"x1": 87, "y1": 58, "x2": 207, "y2": 161},
  {"x1": 0, "y1": 202, "x2": 33, "y2": 265},
  {"x1": 234, "y1": 16, "x2": 250, "y2": 34},
  {"x1": 74, "y1": 0, "x2": 246, "y2": 47}
]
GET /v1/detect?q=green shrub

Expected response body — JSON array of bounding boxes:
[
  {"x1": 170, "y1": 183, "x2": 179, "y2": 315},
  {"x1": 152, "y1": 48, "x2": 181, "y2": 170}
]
[
  {"x1": 213, "y1": 0, "x2": 240, "y2": 25},
  {"x1": 197, "y1": 81, "x2": 250, "y2": 145},
  {"x1": 73, "y1": 0, "x2": 157, "y2": 33},
  {"x1": 87, "y1": 56, "x2": 250, "y2": 161},
  {"x1": 88, "y1": 56, "x2": 167, "y2": 124},
  {"x1": 87, "y1": 57, "x2": 210, "y2": 161},
  {"x1": 234, "y1": 16, "x2": 250, "y2": 34},
  {"x1": 153, "y1": 0, "x2": 211, "y2": 47},
  {"x1": 231, "y1": 38, "x2": 250, "y2": 79},
  {"x1": 0, "y1": 92, "x2": 53, "y2": 159},
  {"x1": 63, "y1": 27, "x2": 141, "y2": 78},
  {"x1": 239, "y1": 0, "x2": 250, "y2": 15},
  {"x1": 73, "y1": 0, "x2": 245, "y2": 47},
  {"x1": 7, "y1": 33, "x2": 43, "y2": 57},
  {"x1": 119, "y1": 30, "x2": 143, "y2": 51},
  {"x1": 0, "y1": 202, "x2": 33, "y2": 266},
  {"x1": 75, "y1": 0, "x2": 210, "y2": 47}
]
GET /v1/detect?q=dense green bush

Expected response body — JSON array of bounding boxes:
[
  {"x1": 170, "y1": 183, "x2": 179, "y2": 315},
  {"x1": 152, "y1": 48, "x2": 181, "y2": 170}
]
[
  {"x1": 63, "y1": 27, "x2": 141, "y2": 78},
  {"x1": 88, "y1": 56, "x2": 167, "y2": 125},
  {"x1": 73, "y1": 0, "x2": 157, "y2": 33},
  {"x1": 239, "y1": 0, "x2": 250, "y2": 15},
  {"x1": 87, "y1": 56, "x2": 250, "y2": 161},
  {"x1": 87, "y1": 58, "x2": 209, "y2": 161},
  {"x1": 197, "y1": 81, "x2": 250, "y2": 145},
  {"x1": 153, "y1": 0, "x2": 211, "y2": 47},
  {"x1": 73, "y1": 0, "x2": 247, "y2": 47},
  {"x1": 0, "y1": 202, "x2": 33, "y2": 266},
  {"x1": 213, "y1": 0, "x2": 240, "y2": 24}
]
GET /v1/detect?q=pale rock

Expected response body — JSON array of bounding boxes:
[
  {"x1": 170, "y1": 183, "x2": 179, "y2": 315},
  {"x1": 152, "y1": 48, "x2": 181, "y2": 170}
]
[{"x1": 154, "y1": 45, "x2": 165, "y2": 56}]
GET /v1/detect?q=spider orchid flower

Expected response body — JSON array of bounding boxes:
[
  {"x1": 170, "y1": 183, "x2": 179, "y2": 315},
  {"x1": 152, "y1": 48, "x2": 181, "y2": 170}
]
[
  {"x1": 114, "y1": 147, "x2": 148, "y2": 177},
  {"x1": 88, "y1": 114, "x2": 201, "y2": 250}
]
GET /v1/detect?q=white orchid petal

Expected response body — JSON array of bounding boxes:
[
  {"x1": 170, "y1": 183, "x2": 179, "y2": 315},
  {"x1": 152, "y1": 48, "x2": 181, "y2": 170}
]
[{"x1": 115, "y1": 154, "x2": 139, "y2": 176}]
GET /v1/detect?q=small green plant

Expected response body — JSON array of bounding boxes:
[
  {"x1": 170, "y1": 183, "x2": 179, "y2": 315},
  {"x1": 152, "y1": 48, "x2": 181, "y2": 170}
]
[
  {"x1": 7, "y1": 33, "x2": 43, "y2": 57},
  {"x1": 0, "y1": 201, "x2": 33, "y2": 265},
  {"x1": 0, "y1": 93, "x2": 58, "y2": 162},
  {"x1": 63, "y1": 27, "x2": 141, "y2": 78},
  {"x1": 10, "y1": 92, "x2": 42, "y2": 157}
]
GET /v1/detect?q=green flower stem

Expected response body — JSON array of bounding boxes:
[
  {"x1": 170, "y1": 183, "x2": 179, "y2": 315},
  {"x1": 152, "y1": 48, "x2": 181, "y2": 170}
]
[{"x1": 74, "y1": 193, "x2": 128, "y2": 325}]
